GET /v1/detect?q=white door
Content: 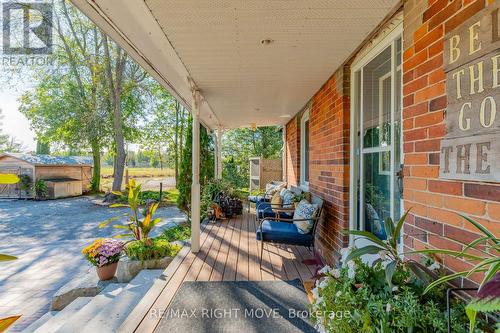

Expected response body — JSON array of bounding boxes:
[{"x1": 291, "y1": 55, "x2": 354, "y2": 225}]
[{"x1": 350, "y1": 30, "x2": 403, "y2": 245}]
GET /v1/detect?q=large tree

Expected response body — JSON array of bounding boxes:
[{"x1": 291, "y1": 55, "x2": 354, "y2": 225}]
[{"x1": 20, "y1": 0, "x2": 149, "y2": 191}]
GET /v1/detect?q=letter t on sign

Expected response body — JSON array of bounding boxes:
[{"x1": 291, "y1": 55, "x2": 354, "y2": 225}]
[{"x1": 441, "y1": 146, "x2": 453, "y2": 173}]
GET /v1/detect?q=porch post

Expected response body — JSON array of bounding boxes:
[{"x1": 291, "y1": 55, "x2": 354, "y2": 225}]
[
  {"x1": 282, "y1": 125, "x2": 286, "y2": 182},
  {"x1": 216, "y1": 127, "x2": 223, "y2": 180},
  {"x1": 191, "y1": 89, "x2": 201, "y2": 253}
]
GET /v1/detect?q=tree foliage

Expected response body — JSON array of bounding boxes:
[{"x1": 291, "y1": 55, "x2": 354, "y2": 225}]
[
  {"x1": 222, "y1": 126, "x2": 282, "y2": 188},
  {"x1": 18, "y1": 0, "x2": 171, "y2": 192}
]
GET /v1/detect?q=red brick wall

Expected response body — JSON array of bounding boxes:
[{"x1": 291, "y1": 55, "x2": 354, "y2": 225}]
[
  {"x1": 285, "y1": 67, "x2": 351, "y2": 264},
  {"x1": 402, "y1": 0, "x2": 500, "y2": 287},
  {"x1": 285, "y1": 117, "x2": 300, "y2": 187},
  {"x1": 284, "y1": 0, "x2": 499, "y2": 279}
]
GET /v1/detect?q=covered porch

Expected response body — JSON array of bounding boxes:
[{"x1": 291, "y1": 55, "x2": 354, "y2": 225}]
[
  {"x1": 118, "y1": 210, "x2": 315, "y2": 332},
  {"x1": 69, "y1": 0, "x2": 400, "y2": 254}
]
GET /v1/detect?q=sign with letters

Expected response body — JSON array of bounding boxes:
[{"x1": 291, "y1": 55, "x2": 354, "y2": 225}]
[{"x1": 440, "y1": 2, "x2": 500, "y2": 181}]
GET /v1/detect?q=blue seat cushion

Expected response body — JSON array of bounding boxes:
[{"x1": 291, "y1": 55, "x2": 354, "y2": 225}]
[
  {"x1": 256, "y1": 220, "x2": 313, "y2": 247},
  {"x1": 256, "y1": 203, "x2": 292, "y2": 220}
]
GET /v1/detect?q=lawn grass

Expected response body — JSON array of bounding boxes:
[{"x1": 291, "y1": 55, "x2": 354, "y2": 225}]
[
  {"x1": 101, "y1": 167, "x2": 175, "y2": 178},
  {"x1": 159, "y1": 222, "x2": 191, "y2": 242},
  {"x1": 163, "y1": 188, "x2": 179, "y2": 205}
]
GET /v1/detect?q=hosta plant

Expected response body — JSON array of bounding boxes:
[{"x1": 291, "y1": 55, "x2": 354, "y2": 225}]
[{"x1": 100, "y1": 179, "x2": 161, "y2": 240}]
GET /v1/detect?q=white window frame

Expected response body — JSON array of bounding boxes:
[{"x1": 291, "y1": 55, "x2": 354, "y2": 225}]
[
  {"x1": 300, "y1": 109, "x2": 310, "y2": 190},
  {"x1": 378, "y1": 71, "x2": 392, "y2": 176},
  {"x1": 348, "y1": 22, "x2": 403, "y2": 249}
]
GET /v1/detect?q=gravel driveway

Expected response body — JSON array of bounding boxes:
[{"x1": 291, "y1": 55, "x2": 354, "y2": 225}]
[{"x1": 0, "y1": 196, "x2": 187, "y2": 332}]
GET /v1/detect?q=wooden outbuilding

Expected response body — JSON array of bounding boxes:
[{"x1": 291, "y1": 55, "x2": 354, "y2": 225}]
[
  {"x1": 0, "y1": 153, "x2": 93, "y2": 199},
  {"x1": 249, "y1": 157, "x2": 283, "y2": 191}
]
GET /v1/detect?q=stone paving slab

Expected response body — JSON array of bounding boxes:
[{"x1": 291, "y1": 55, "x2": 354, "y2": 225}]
[{"x1": 0, "y1": 197, "x2": 187, "y2": 332}]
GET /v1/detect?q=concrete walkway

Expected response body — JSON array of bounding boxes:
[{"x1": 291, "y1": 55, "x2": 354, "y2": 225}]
[{"x1": 0, "y1": 197, "x2": 187, "y2": 332}]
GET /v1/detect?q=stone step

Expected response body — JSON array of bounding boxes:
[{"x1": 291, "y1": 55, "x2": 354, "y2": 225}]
[
  {"x1": 23, "y1": 311, "x2": 58, "y2": 333},
  {"x1": 32, "y1": 297, "x2": 92, "y2": 333},
  {"x1": 54, "y1": 283, "x2": 126, "y2": 333},
  {"x1": 81, "y1": 270, "x2": 163, "y2": 333}
]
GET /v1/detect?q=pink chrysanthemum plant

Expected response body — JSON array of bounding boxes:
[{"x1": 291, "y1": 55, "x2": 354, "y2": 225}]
[{"x1": 82, "y1": 238, "x2": 124, "y2": 267}]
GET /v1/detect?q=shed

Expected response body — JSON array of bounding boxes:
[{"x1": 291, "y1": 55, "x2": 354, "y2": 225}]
[
  {"x1": 249, "y1": 157, "x2": 282, "y2": 191},
  {"x1": 0, "y1": 153, "x2": 93, "y2": 199}
]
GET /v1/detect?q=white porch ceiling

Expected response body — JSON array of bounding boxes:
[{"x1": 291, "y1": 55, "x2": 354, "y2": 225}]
[{"x1": 70, "y1": 0, "x2": 400, "y2": 130}]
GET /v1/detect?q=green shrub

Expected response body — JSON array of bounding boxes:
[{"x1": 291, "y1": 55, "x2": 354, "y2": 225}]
[
  {"x1": 33, "y1": 179, "x2": 48, "y2": 199},
  {"x1": 159, "y1": 223, "x2": 191, "y2": 242},
  {"x1": 125, "y1": 238, "x2": 181, "y2": 261},
  {"x1": 19, "y1": 174, "x2": 32, "y2": 194}
]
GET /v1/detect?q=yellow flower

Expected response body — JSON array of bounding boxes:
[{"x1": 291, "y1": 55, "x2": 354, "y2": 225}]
[{"x1": 82, "y1": 239, "x2": 104, "y2": 255}]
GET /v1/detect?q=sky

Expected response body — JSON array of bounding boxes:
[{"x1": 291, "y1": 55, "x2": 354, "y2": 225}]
[{"x1": 0, "y1": 89, "x2": 36, "y2": 151}]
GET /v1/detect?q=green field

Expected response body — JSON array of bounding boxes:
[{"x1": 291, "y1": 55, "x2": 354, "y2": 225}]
[
  {"x1": 101, "y1": 167, "x2": 175, "y2": 178},
  {"x1": 100, "y1": 167, "x2": 176, "y2": 192}
]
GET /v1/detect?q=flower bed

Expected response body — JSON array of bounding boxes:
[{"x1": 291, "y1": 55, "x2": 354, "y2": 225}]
[{"x1": 310, "y1": 254, "x2": 492, "y2": 333}]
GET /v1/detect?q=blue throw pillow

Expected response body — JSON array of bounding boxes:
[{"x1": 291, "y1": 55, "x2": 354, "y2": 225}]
[{"x1": 293, "y1": 199, "x2": 318, "y2": 234}]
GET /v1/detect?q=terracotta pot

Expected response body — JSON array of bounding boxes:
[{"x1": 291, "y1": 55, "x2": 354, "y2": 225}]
[{"x1": 96, "y1": 262, "x2": 118, "y2": 281}]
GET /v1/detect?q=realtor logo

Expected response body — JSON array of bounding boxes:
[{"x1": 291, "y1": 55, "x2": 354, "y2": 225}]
[{"x1": 2, "y1": 1, "x2": 53, "y2": 55}]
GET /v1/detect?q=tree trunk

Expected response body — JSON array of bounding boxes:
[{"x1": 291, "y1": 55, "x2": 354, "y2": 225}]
[
  {"x1": 111, "y1": 96, "x2": 126, "y2": 191},
  {"x1": 158, "y1": 147, "x2": 163, "y2": 170},
  {"x1": 103, "y1": 34, "x2": 127, "y2": 192},
  {"x1": 90, "y1": 139, "x2": 101, "y2": 192}
]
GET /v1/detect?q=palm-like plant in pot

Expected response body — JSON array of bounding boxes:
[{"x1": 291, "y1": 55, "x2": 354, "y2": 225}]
[
  {"x1": 99, "y1": 179, "x2": 161, "y2": 241},
  {"x1": 98, "y1": 179, "x2": 164, "y2": 265}
]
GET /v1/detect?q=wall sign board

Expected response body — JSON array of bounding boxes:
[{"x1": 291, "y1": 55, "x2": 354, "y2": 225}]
[{"x1": 440, "y1": 2, "x2": 500, "y2": 182}]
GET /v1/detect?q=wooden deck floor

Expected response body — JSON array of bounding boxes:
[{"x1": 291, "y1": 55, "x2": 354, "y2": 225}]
[{"x1": 120, "y1": 210, "x2": 315, "y2": 332}]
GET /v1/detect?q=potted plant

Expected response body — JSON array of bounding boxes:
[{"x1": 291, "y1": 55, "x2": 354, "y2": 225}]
[
  {"x1": 82, "y1": 238, "x2": 124, "y2": 280},
  {"x1": 99, "y1": 180, "x2": 180, "y2": 281},
  {"x1": 292, "y1": 192, "x2": 307, "y2": 208}
]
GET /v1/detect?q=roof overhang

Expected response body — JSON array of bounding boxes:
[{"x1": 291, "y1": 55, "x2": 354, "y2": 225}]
[{"x1": 70, "y1": 0, "x2": 400, "y2": 130}]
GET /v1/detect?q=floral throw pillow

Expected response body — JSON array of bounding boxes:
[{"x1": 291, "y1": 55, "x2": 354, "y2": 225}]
[{"x1": 293, "y1": 199, "x2": 318, "y2": 234}]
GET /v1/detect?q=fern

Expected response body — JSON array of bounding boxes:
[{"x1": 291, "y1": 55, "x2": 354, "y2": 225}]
[{"x1": 465, "y1": 297, "x2": 500, "y2": 333}]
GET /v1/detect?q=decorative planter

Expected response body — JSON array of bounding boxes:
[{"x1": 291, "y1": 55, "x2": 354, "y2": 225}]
[
  {"x1": 115, "y1": 256, "x2": 173, "y2": 282},
  {"x1": 96, "y1": 262, "x2": 119, "y2": 281}
]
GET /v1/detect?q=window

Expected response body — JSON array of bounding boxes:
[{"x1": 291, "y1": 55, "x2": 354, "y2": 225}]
[{"x1": 300, "y1": 110, "x2": 310, "y2": 188}]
